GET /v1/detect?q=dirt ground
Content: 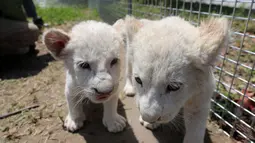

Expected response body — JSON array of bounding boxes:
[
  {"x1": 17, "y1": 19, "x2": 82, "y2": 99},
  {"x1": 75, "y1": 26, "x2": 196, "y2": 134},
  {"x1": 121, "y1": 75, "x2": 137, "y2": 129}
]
[{"x1": 0, "y1": 24, "x2": 237, "y2": 143}]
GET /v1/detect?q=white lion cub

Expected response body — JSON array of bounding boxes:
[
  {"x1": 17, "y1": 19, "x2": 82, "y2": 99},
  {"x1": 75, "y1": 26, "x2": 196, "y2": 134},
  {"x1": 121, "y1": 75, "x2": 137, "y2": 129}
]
[
  {"x1": 125, "y1": 16, "x2": 230, "y2": 143},
  {"x1": 43, "y1": 20, "x2": 126, "y2": 133}
]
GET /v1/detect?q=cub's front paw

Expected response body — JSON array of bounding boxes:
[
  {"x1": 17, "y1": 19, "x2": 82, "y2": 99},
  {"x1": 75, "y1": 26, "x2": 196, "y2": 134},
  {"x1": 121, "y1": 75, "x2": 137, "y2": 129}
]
[
  {"x1": 103, "y1": 114, "x2": 126, "y2": 133},
  {"x1": 139, "y1": 115, "x2": 160, "y2": 130},
  {"x1": 64, "y1": 115, "x2": 84, "y2": 132},
  {"x1": 124, "y1": 83, "x2": 135, "y2": 97}
]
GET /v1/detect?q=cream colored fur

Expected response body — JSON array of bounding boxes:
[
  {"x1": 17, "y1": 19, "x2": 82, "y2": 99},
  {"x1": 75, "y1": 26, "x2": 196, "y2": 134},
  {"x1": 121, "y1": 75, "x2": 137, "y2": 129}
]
[
  {"x1": 124, "y1": 15, "x2": 230, "y2": 143},
  {"x1": 43, "y1": 20, "x2": 126, "y2": 133}
]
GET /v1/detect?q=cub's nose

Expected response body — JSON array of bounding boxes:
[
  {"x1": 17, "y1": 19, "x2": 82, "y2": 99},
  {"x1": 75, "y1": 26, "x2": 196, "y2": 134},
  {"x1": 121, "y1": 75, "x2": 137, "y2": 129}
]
[
  {"x1": 93, "y1": 79, "x2": 114, "y2": 95},
  {"x1": 93, "y1": 87, "x2": 113, "y2": 95}
]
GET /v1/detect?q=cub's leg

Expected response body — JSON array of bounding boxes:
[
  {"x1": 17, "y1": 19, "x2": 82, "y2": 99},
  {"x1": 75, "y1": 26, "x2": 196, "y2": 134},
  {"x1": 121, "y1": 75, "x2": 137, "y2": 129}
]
[
  {"x1": 103, "y1": 95, "x2": 126, "y2": 133},
  {"x1": 183, "y1": 97, "x2": 210, "y2": 143},
  {"x1": 124, "y1": 48, "x2": 135, "y2": 96},
  {"x1": 64, "y1": 83, "x2": 86, "y2": 132}
]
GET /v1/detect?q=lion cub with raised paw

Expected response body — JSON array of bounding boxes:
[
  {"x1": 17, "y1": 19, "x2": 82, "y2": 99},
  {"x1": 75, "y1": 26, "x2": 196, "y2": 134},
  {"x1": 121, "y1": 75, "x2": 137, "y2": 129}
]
[
  {"x1": 125, "y1": 16, "x2": 230, "y2": 143},
  {"x1": 43, "y1": 20, "x2": 126, "y2": 133}
]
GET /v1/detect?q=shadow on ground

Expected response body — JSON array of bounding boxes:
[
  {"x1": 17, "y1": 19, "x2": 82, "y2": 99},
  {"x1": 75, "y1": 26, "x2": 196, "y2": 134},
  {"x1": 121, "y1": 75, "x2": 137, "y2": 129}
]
[
  {"x1": 76, "y1": 99, "x2": 139, "y2": 143},
  {"x1": 0, "y1": 52, "x2": 54, "y2": 79},
  {"x1": 68, "y1": 97, "x2": 214, "y2": 143}
]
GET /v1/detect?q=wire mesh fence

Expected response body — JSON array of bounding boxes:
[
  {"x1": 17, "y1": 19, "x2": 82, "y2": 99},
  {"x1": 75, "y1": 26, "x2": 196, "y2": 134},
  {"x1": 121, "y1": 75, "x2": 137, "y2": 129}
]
[{"x1": 96, "y1": 0, "x2": 255, "y2": 142}]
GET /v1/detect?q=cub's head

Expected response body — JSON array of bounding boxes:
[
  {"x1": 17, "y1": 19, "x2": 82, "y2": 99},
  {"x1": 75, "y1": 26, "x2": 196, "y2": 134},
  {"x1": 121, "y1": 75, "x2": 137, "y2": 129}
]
[
  {"x1": 43, "y1": 20, "x2": 125, "y2": 103},
  {"x1": 125, "y1": 16, "x2": 230, "y2": 123}
]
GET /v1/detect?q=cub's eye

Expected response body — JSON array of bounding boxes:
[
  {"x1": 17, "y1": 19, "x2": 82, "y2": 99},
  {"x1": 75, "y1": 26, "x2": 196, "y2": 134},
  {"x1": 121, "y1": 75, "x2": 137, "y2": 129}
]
[
  {"x1": 166, "y1": 82, "x2": 182, "y2": 92},
  {"x1": 78, "y1": 62, "x2": 90, "y2": 70},
  {"x1": 135, "y1": 77, "x2": 143, "y2": 86},
  {"x1": 110, "y1": 58, "x2": 118, "y2": 67}
]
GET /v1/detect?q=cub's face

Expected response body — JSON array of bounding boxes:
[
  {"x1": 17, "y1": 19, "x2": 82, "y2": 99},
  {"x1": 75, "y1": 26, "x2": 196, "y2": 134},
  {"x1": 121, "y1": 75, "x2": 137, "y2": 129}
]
[
  {"x1": 43, "y1": 20, "x2": 124, "y2": 103},
  {"x1": 132, "y1": 43, "x2": 198, "y2": 124}
]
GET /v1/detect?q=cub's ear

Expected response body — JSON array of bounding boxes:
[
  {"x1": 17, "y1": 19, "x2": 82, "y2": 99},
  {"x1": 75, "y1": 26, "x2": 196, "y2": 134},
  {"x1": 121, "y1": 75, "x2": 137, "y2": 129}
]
[
  {"x1": 124, "y1": 15, "x2": 144, "y2": 42},
  {"x1": 113, "y1": 18, "x2": 127, "y2": 44},
  {"x1": 113, "y1": 18, "x2": 125, "y2": 33},
  {"x1": 194, "y1": 17, "x2": 230, "y2": 67},
  {"x1": 43, "y1": 28, "x2": 70, "y2": 60}
]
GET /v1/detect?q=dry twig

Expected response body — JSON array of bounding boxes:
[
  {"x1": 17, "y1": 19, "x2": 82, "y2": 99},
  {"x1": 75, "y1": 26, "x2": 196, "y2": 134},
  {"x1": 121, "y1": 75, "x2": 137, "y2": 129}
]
[{"x1": 0, "y1": 104, "x2": 39, "y2": 119}]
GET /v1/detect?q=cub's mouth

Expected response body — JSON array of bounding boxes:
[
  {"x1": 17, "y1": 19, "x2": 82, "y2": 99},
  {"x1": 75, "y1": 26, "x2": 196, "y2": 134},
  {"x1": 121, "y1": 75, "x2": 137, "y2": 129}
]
[
  {"x1": 93, "y1": 87, "x2": 114, "y2": 102},
  {"x1": 96, "y1": 94, "x2": 110, "y2": 101}
]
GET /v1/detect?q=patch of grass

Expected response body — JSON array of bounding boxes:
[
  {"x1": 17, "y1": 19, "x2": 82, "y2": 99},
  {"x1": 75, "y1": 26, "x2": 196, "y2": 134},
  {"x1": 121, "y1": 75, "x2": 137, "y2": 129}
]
[{"x1": 36, "y1": 6, "x2": 100, "y2": 25}]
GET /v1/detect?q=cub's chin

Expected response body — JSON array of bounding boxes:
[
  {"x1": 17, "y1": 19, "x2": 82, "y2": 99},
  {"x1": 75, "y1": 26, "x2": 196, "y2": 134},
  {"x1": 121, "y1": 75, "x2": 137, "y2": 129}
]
[{"x1": 157, "y1": 119, "x2": 171, "y2": 124}]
